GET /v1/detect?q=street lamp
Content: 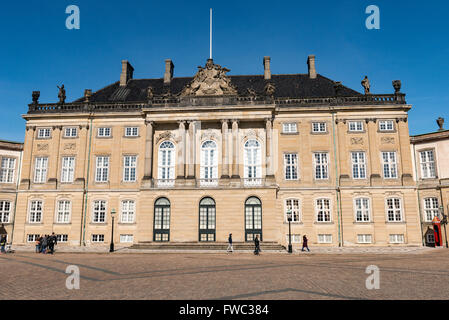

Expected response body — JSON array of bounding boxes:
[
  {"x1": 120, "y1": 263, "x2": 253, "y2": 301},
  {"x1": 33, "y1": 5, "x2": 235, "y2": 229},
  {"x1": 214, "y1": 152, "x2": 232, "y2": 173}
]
[
  {"x1": 440, "y1": 205, "x2": 448, "y2": 248},
  {"x1": 109, "y1": 208, "x2": 116, "y2": 253},
  {"x1": 287, "y1": 210, "x2": 293, "y2": 254}
]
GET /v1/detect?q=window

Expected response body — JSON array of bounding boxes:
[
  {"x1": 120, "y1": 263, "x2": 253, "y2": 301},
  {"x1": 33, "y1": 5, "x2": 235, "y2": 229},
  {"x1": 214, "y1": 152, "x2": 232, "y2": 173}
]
[
  {"x1": 357, "y1": 234, "x2": 372, "y2": 244},
  {"x1": 420, "y1": 150, "x2": 436, "y2": 179},
  {"x1": 244, "y1": 140, "x2": 262, "y2": 180},
  {"x1": 426, "y1": 233, "x2": 435, "y2": 244},
  {"x1": 389, "y1": 234, "x2": 404, "y2": 244},
  {"x1": 284, "y1": 153, "x2": 298, "y2": 180},
  {"x1": 158, "y1": 141, "x2": 175, "y2": 181},
  {"x1": 283, "y1": 123, "x2": 297, "y2": 134},
  {"x1": 120, "y1": 234, "x2": 134, "y2": 243},
  {"x1": 154, "y1": 198, "x2": 171, "y2": 242},
  {"x1": 316, "y1": 199, "x2": 331, "y2": 222},
  {"x1": 92, "y1": 234, "x2": 105, "y2": 243},
  {"x1": 0, "y1": 201, "x2": 11, "y2": 223},
  {"x1": 27, "y1": 234, "x2": 40, "y2": 242},
  {"x1": 95, "y1": 156, "x2": 109, "y2": 182},
  {"x1": 285, "y1": 234, "x2": 301, "y2": 244},
  {"x1": 285, "y1": 199, "x2": 301, "y2": 223},
  {"x1": 56, "y1": 200, "x2": 71, "y2": 223},
  {"x1": 37, "y1": 128, "x2": 51, "y2": 138},
  {"x1": 348, "y1": 121, "x2": 364, "y2": 132},
  {"x1": 29, "y1": 200, "x2": 43, "y2": 223},
  {"x1": 386, "y1": 198, "x2": 403, "y2": 222},
  {"x1": 200, "y1": 141, "x2": 218, "y2": 180},
  {"x1": 382, "y1": 152, "x2": 398, "y2": 179},
  {"x1": 351, "y1": 152, "x2": 366, "y2": 179},
  {"x1": 314, "y1": 153, "x2": 329, "y2": 180},
  {"x1": 318, "y1": 234, "x2": 332, "y2": 244},
  {"x1": 125, "y1": 127, "x2": 139, "y2": 137},
  {"x1": 61, "y1": 157, "x2": 75, "y2": 183},
  {"x1": 424, "y1": 197, "x2": 439, "y2": 222},
  {"x1": 354, "y1": 198, "x2": 370, "y2": 222},
  {"x1": 34, "y1": 157, "x2": 48, "y2": 183},
  {"x1": 123, "y1": 156, "x2": 137, "y2": 182},
  {"x1": 379, "y1": 120, "x2": 394, "y2": 131},
  {"x1": 92, "y1": 200, "x2": 106, "y2": 223},
  {"x1": 57, "y1": 234, "x2": 68, "y2": 242},
  {"x1": 64, "y1": 127, "x2": 77, "y2": 138},
  {"x1": 97, "y1": 127, "x2": 111, "y2": 137},
  {"x1": 312, "y1": 122, "x2": 326, "y2": 133},
  {"x1": 121, "y1": 200, "x2": 135, "y2": 223},
  {"x1": 0, "y1": 157, "x2": 15, "y2": 183}
]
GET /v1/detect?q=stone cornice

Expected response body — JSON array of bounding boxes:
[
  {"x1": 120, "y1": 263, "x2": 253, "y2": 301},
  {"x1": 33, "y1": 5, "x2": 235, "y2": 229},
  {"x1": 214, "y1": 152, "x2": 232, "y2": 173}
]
[{"x1": 411, "y1": 130, "x2": 449, "y2": 144}]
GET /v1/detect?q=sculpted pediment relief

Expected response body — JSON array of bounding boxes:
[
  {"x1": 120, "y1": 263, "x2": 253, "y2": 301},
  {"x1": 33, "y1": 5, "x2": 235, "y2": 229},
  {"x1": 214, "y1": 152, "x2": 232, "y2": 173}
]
[
  {"x1": 156, "y1": 131, "x2": 180, "y2": 144},
  {"x1": 200, "y1": 129, "x2": 219, "y2": 142}
]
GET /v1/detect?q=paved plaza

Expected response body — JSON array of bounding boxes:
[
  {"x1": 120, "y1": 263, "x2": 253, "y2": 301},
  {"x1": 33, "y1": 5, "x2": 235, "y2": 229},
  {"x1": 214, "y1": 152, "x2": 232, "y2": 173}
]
[{"x1": 0, "y1": 247, "x2": 448, "y2": 300}]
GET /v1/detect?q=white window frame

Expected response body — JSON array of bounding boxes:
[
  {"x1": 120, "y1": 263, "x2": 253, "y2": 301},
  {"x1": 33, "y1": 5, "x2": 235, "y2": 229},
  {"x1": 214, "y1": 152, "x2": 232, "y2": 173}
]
[
  {"x1": 382, "y1": 151, "x2": 398, "y2": 179},
  {"x1": 379, "y1": 120, "x2": 394, "y2": 132},
  {"x1": 357, "y1": 234, "x2": 373, "y2": 244},
  {"x1": 314, "y1": 152, "x2": 329, "y2": 180},
  {"x1": 315, "y1": 198, "x2": 332, "y2": 222},
  {"x1": 282, "y1": 123, "x2": 297, "y2": 134},
  {"x1": 120, "y1": 234, "x2": 134, "y2": 243},
  {"x1": 56, "y1": 200, "x2": 71, "y2": 223},
  {"x1": 419, "y1": 150, "x2": 436, "y2": 179},
  {"x1": 285, "y1": 198, "x2": 301, "y2": 223},
  {"x1": 284, "y1": 153, "x2": 298, "y2": 180},
  {"x1": 56, "y1": 234, "x2": 68, "y2": 242},
  {"x1": 92, "y1": 234, "x2": 105, "y2": 243},
  {"x1": 389, "y1": 234, "x2": 404, "y2": 244},
  {"x1": 64, "y1": 127, "x2": 78, "y2": 138},
  {"x1": 386, "y1": 198, "x2": 403, "y2": 222},
  {"x1": 37, "y1": 128, "x2": 51, "y2": 139},
  {"x1": 123, "y1": 155, "x2": 137, "y2": 182},
  {"x1": 423, "y1": 197, "x2": 439, "y2": 222},
  {"x1": 95, "y1": 156, "x2": 109, "y2": 182},
  {"x1": 28, "y1": 200, "x2": 43, "y2": 223},
  {"x1": 348, "y1": 121, "x2": 364, "y2": 132},
  {"x1": 0, "y1": 201, "x2": 11, "y2": 223},
  {"x1": 351, "y1": 152, "x2": 366, "y2": 179},
  {"x1": 285, "y1": 234, "x2": 301, "y2": 244},
  {"x1": 244, "y1": 140, "x2": 262, "y2": 179},
  {"x1": 34, "y1": 157, "x2": 48, "y2": 183},
  {"x1": 200, "y1": 140, "x2": 218, "y2": 181},
  {"x1": 97, "y1": 127, "x2": 111, "y2": 137},
  {"x1": 61, "y1": 156, "x2": 75, "y2": 183},
  {"x1": 0, "y1": 157, "x2": 15, "y2": 183},
  {"x1": 158, "y1": 141, "x2": 176, "y2": 181},
  {"x1": 318, "y1": 234, "x2": 333, "y2": 244},
  {"x1": 354, "y1": 197, "x2": 371, "y2": 222},
  {"x1": 125, "y1": 127, "x2": 139, "y2": 137},
  {"x1": 27, "y1": 234, "x2": 40, "y2": 242},
  {"x1": 121, "y1": 200, "x2": 135, "y2": 223},
  {"x1": 312, "y1": 122, "x2": 327, "y2": 133},
  {"x1": 92, "y1": 200, "x2": 107, "y2": 223}
]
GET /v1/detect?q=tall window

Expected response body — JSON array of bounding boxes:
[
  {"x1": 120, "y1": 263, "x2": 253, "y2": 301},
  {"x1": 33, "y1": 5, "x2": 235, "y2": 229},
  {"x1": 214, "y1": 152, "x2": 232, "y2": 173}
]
[
  {"x1": 424, "y1": 197, "x2": 439, "y2": 222},
  {"x1": 200, "y1": 141, "x2": 218, "y2": 180},
  {"x1": 95, "y1": 156, "x2": 109, "y2": 182},
  {"x1": 61, "y1": 157, "x2": 75, "y2": 183},
  {"x1": 314, "y1": 153, "x2": 329, "y2": 180},
  {"x1": 284, "y1": 153, "x2": 298, "y2": 180},
  {"x1": 92, "y1": 200, "x2": 106, "y2": 223},
  {"x1": 123, "y1": 156, "x2": 137, "y2": 182},
  {"x1": 386, "y1": 198, "x2": 403, "y2": 222},
  {"x1": 29, "y1": 200, "x2": 43, "y2": 223},
  {"x1": 0, "y1": 201, "x2": 11, "y2": 223},
  {"x1": 158, "y1": 141, "x2": 175, "y2": 181},
  {"x1": 34, "y1": 157, "x2": 48, "y2": 183},
  {"x1": 121, "y1": 200, "x2": 135, "y2": 223},
  {"x1": 351, "y1": 152, "x2": 366, "y2": 179},
  {"x1": 354, "y1": 198, "x2": 370, "y2": 222},
  {"x1": 316, "y1": 199, "x2": 331, "y2": 222},
  {"x1": 285, "y1": 199, "x2": 300, "y2": 222},
  {"x1": 420, "y1": 150, "x2": 436, "y2": 179},
  {"x1": 382, "y1": 152, "x2": 398, "y2": 179},
  {"x1": 244, "y1": 140, "x2": 261, "y2": 179},
  {"x1": 0, "y1": 157, "x2": 15, "y2": 183},
  {"x1": 56, "y1": 200, "x2": 71, "y2": 223}
]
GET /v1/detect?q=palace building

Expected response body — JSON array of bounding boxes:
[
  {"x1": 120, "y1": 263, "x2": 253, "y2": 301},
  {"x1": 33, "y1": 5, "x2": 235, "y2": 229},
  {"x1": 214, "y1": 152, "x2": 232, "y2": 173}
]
[{"x1": 11, "y1": 55, "x2": 423, "y2": 248}]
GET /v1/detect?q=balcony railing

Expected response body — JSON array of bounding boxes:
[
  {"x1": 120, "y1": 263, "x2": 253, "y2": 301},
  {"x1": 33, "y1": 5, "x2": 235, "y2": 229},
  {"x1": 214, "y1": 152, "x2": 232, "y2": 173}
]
[
  {"x1": 155, "y1": 179, "x2": 175, "y2": 187},
  {"x1": 243, "y1": 178, "x2": 263, "y2": 187},
  {"x1": 198, "y1": 179, "x2": 219, "y2": 187}
]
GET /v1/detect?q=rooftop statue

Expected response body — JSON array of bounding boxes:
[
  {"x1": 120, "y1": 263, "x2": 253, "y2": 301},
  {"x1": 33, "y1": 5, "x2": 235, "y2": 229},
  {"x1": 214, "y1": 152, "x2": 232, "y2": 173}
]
[
  {"x1": 361, "y1": 76, "x2": 370, "y2": 95},
  {"x1": 57, "y1": 84, "x2": 66, "y2": 104}
]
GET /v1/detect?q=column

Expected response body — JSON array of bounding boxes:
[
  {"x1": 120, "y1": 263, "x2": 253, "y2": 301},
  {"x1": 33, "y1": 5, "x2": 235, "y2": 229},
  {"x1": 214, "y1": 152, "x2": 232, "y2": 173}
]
[
  {"x1": 397, "y1": 117, "x2": 413, "y2": 184},
  {"x1": 221, "y1": 120, "x2": 229, "y2": 178},
  {"x1": 231, "y1": 120, "x2": 240, "y2": 178},
  {"x1": 177, "y1": 121, "x2": 186, "y2": 179},
  {"x1": 48, "y1": 126, "x2": 62, "y2": 186},
  {"x1": 265, "y1": 118, "x2": 273, "y2": 177},
  {"x1": 19, "y1": 126, "x2": 36, "y2": 189},
  {"x1": 143, "y1": 121, "x2": 154, "y2": 180},
  {"x1": 187, "y1": 121, "x2": 196, "y2": 179},
  {"x1": 75, "y1": 125, "x2": 88, "y2": 185},
  {"x1": 366, "y1": 119, "x2": 381, "y2": 184}
]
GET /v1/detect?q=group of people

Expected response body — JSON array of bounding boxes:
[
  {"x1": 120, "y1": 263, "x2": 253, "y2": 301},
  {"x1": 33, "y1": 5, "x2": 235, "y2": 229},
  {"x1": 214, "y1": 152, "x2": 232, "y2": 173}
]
[
  {"x1": 226, "y1": 234, "x2": 310, "y2": 254},
  {"x1": 35, "y1": 233, "x2": 58, "y2": 254}
]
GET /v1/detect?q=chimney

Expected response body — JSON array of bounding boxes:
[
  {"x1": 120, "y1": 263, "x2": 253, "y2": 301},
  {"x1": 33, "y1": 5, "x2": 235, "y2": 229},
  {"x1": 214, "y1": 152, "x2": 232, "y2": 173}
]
[
  {"x1": 120, "y1": 60, "x2": 134, "y2": 87},
  {"x1": 263, "y1": 56, "x2": 271, "y2": 80},
  {"x1": 307, "y1": 55, "x2": 317, "y2": 79},
  {"x1": 164, "y1": 59, "x2": 174, "y2": 85}
]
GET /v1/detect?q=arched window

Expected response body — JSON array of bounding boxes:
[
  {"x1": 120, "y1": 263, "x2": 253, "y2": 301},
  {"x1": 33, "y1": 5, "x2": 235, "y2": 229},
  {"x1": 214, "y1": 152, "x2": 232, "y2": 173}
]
[
  {"x1": 154, "y1": 197, "x2": 170, "y2": 242},
  {"x1": 244, "y1": 140, "x2": 262, "y2": 184},
  {"x1": 158, "y1": 141, "x2": 175, "y2": 183},
  {"x1": 199, "y1": 197, "x2": 216, "y2": 242},
  {"x1": 245, "y1": 196, "x2": 262, "y2": 241},
  {"x1": 200, "y1": 141, "x2": 218, "y2": 184}
]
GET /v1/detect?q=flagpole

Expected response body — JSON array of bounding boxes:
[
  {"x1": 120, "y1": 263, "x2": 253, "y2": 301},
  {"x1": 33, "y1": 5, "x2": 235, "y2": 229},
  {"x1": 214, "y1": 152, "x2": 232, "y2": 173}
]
[{"x1": 210, "y1": 8, "x2": 212, "y2": 59}]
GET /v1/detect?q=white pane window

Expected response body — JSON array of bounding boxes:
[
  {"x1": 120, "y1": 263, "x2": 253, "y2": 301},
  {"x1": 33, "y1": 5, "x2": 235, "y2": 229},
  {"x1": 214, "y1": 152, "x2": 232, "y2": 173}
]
[
  {"x1": 0, "y1": 201, "x2": 11, "y2": 223},
  {"x1": 125, "y1": 127, "x2": 139, "y2": 137},
  {"x1": 123, "y1": 156, "x2": 137, "y2": 182},
  {"x1": 286, "y1": 234, "x2": 301, "y2": 244},
  {"x1": 61, "y1": 157, "x2": 75, "y2": 183},
  {"x1": 379, "y1": 120, "x2": 394, "y2": 131},
  {"x1": 95, "y1": 156, "x2": 109, "y2": 182},
  {"x1": 285, "y1": 199, "x2": 301, "y2": 222},
  {"x1": 420, "y1": 150, "x2": 436, "y2": 179},
  {"x1": 98, "y1": 127, "x2": 111, "y2": 137},
  {"x1": 34, "y1": 157, "x2": 48, "y2": 183},
  {"x1": 352, "y1": 152, "x2": 366, "y2": 179},
  {"x1": 318, "y1": 234, "x2": 332, "y2": 244},
  {"x1": 348, "y1": 121, "x2": 364, "y2": 132},
  {"x1": 312, "y1": 122, "x2": 326, "y2": 133},
  {"x1": 389, "y1": 234, "x2": 404, "y2": 244},
  {"x1": 37, "y1": 128, "x2": 51, "y2": 138},
  {"x1": 27, "y1": 234, "x2": 40, "y2": 242},
  {"x1": 386, "y1": 198, "x2": 403, "y2": 222},
  {"x1": 314, "y1": 153, "x2": 328, "y2": 180},
  {"x1": 92, "y1": 234, "x2": 105, "y2": 243},
  {"x1": 284, "y1": 154, "x2": 298, "y2": 180},
  {"x1": 120, "y1": 234, "x2": 134, "y2": 243},
  {"x1": 56, "y1": 234, "x2": 68, "y2": 242},
  {"x1": 316, "y1": 199, "x2": 331, "y2": 222},
  {"x1": 92, "y1": 200, "x2": 106, "y2": 223},
  {"x1": 200, "y1": 141, "x2": 218, "y2": 180},
  {"x1": 424, "y1": 197, "x2": 439, "y2": 222},
  {"x1": 354, "y1": 198, "x2": 370, "y2": 222},
  {"x1": 283, "y1": 123, "x2": 297, "y2": 133},
  {"x1": 357, "y1": 234, "x2": 372, "y2": 244},
  {"x1": 64, "y1": 127, "x2": 77, "y2": 137},
  {"x1": 0, "y1": 157, "x2": 15, "y2": 183},
  {"x1": 244, "y1": 140, "x2": 261, "y2": 179},
  {"x1": 56, "y1": 200, "x2": 71, "y2": 223},
  {"x1": 29, "y1": 200, "x2": 43, "y2": 223},
  {"x1": 121, "y1": 200, "x2": 135, "y2": 223},
  {"x1": 158, "y1": 141, "x2": 175, "y2": 180},
  {"x1": 382, "y1": 152, "x2": 398, "y2": 179}
]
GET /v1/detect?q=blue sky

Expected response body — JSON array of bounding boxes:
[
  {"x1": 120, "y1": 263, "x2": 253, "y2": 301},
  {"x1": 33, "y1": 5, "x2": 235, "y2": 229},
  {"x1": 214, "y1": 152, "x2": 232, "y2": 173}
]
[{"x1": 0, "y1": 0, "x2": 448, "y2": 142}]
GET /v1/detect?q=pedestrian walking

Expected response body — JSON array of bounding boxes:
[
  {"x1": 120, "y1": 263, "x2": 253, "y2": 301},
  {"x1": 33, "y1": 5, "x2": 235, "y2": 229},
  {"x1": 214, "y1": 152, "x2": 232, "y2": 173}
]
[
  {"x1": 41, "y1": 235, "x2": 48, "y2": 254},
  {"x1": 227, "y1": 233, "x2": 234, "y2": 253},
  {"x1": 302, "y1": 235, "x2": 310, "y2": 252},
  {"x1": 35, "y1": 235, "x2": 41, "y2": 253},
  {"x1": 0, "y1": 235, "x2": 6, "y2": 254},
  {"x1": 48, "y1": 232, "x2": 57, "y2": 254},
  {"x1": 254, "y1": 235, "x2": 260, "y2": 255}
]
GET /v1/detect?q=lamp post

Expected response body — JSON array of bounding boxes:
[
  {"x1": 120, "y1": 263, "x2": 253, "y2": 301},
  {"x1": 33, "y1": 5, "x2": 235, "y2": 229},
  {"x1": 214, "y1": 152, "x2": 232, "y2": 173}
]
[
  {"x1": 109, "y1": 208, "x2": 116, "y2": 253},
  {"x1": 287, "y1": 210, "x2": 293, "y2": 254},
  {"x1": 440, "y1": 205, "x2": 448, "y2": 248}
]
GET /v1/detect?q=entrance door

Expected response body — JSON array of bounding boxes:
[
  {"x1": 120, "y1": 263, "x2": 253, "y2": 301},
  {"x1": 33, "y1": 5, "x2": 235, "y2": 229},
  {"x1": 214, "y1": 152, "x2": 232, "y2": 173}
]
[
  {"x1": 199, "y1": 197, "x2": 216, "y2": 242},
  {"x1": 154, "y1": 198, "x2": 170, "y2": 242},
  {"x1": 245, "y1": 197, "x2": 262, "y2": 242}
]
